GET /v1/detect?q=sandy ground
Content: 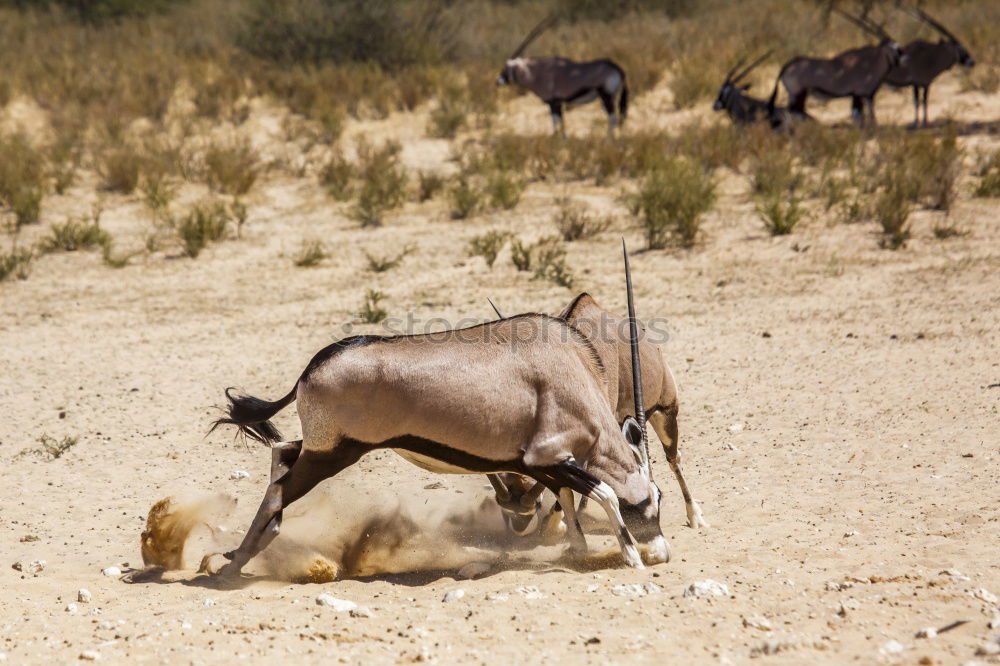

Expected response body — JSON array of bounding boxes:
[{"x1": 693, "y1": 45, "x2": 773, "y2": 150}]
[{"x1": 2, "y1": 73, "x2": 999, "y2": 665}]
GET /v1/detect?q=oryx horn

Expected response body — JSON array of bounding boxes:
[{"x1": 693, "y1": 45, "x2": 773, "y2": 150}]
[
  {"x1": 622, "y1": 238, "x2": 649, "y2": 468},
  {"x1": 908, "y1": 5, "x2": 959, "y2": 42},
  {"x1": 732, "y1": 50, "x2": 774, "y2": 84},
  {"x1": 488, "y1": 297, "x2": 504, "y2": 319},
  {"x1": 510, "y1": 14, "x2": 557, "y2": 59}
]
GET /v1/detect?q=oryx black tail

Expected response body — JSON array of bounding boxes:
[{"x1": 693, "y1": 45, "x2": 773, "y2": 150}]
[{"x1": 211, "y1": 385, "x2": 297, "y2": 444}]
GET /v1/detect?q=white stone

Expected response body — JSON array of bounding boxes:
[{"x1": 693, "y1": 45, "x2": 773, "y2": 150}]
[
  {"x1": 101, "y1": 567, "x2": 121, "y2": 577},
  {"x1": 65, "y1": 603, "x2": 78, "y2": 613},
  {"x1": 96, "y1": 621, "x2": 114, "y2": 631},
  {"x1": 442, "y1": 589, "x2": 465, "y2": 603},
  {"x1": 349, "y1": 606, "x2": 374, "y2": 618},
  {"x1": 315, "y1": 594, "x2": 358, "y2": 612},
  {"x1": 79, "y1": 650, "x2": 101, "y2": 661},
  {"x1": 728, "y1": 423, "x2": 744, "y2": 433},
  {"x1": 843, "y1": 530, "x2": 859, "y2": 538},
  {"x1": 202, "y1": 598, "x2": 215, "y2": 607},
  {"x1": 585, "y1": 584, "x2": 600, "y2": 593},
  {"x1": 973, "y1": 588, "x2": 998, "y2": 604},
  {"x1": 612, "y1": 584, "x2": 645, "y2": 597},
  {"x1": 940, "y1": 568, "x2": 970, "y2": 581},
  {"x1": 484, "y1": 591, "x2": 508, "y2": 602},
  {"x1": 915, "y1": 627, "x2": 937, "y2": 639},
  {"x1": 456, "y1": 562, "x2": 491, "y2": 580},
  {"x1": 879, "y1": 640, "x2": 908, "y2": 655},
  {"x1": 643, "y1": 582, "x2": 663, "y2": 595},
  {"x1": 988, "y1": 614, "x2": 1000, "y2": 630},
  {"x1": 684, "y1": 580, "x2": 729, "y2": 598},
  {"x1": 515, "y1": 586, "x2": 545, "y2": 600},
  {"x1": 743, "y1": 615, "x2": 773, "y2": 631},
  {"x1": 230, "y1": 470, "x2": 250, "y2": 480},
  {"x1": 78, "y1": 589, "x2": 92, "y2": 603},
  {"x1": 975, "y1": 640, "x2": 1000, "y2": 656}
]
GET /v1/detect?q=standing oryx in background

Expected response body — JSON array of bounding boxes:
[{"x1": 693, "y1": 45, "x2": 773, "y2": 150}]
[
  {"x1": 767, "y1": 9, "x2": 905, "y2": 127},
  {"x1": 714, "y1": 51, "x2": 788, "y2": 127},
  {"x1": 885, "y1": 5, "x2": 975, "y2": 127},
  {"x1": 496, "y1": 16, "x2": 629, "y2": 134},
  {"x1": 207, "y1": 245, "x2": 669, "y2": 579}
]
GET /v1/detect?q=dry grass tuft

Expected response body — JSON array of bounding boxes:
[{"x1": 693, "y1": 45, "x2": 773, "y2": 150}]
[
  {"x1": 294, "y1": 239, "x2": 329, "y2": 267},
  {"x1": 627, "y1": 158, "x2": 716, "y2": 249},
  {"x1": 468, "y1": 230, "x2": 512, "y2": 268}
]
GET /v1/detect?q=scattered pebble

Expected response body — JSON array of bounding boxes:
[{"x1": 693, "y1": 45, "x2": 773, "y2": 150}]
[
  {"x1": 684, "y1": 580, "x2": 729, "y2": 598},
  {"x1": 612, "y1": 584, "x2": 645, "y2": 598},
  {"x1": 442, "y1": 589, "x2": 466, "y2": 603},
  {"x1": 940, "y1": 568, "x2": 970, "y2": 582},
  {"x1": 349, "y1": 606, "x2": 374, "y2": 618},
  {"x1": 972, "y1": 588, "x2": 998, "y2": 604},
  {"x1": 843, "y1": 530, "x2": 859, "y2": 538},
  {"x1": 880, "y1": 640, "x2": 908, "y2": 655},
  {"x1": 101, "y1": 567, "x2": 121, "y2": 577},
  {"x1": 586, "y1": 584, "x2": 600, "y2": 593},
  {"x1": 12, "y1": 559, "x2": 46, "y2": 575},
  {"x1": 485, "y1": 591, "x2": 509, "y2": 602},
  {"x1": 230, "y1": 470, "x2": 249, "y2": 480},
  {"x1": 743, "y1": 615, "x2": 773, "y2": 632},
  {"x1": 456, "y1": 562, "x2": 491, "y2": 580},
  {"x1": 728, "y1": 423, "x2": 744, "y2": 434},
  {"x1": 65, "y1": 602, "x2": 78, "y2": 613},
  {"x1": 975, "y1": 638, "x2": 1000, "y2": 656},
  {"x1": 515, "y1": 586, "x2": 545, "y2": 600},
  {"x1": 96, "y1": 621, "x2": 114, "y2": 631},
  {"x1": 315, "y1": 594, "x2": 357, "y2": 612},
  {"x1": 79, "y1": 650, "x2": 101, "y2": 661},
  {"x1": 916, "y1": 627, "x2": 938, "y2": 639},
  {"x1": 78, "y1": 589, "x2": 92, "y2": 603},
  {"x1": 989, "y1": 614, "x2": 1000, "y2": 630}
]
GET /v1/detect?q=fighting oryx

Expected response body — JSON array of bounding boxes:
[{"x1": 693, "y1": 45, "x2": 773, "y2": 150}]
[
  {"x1": 207, "y1": 247, "x2": 668, "y2": 579},
  {"x1": 714, "y1": 51, "x2": 789, "y2": 127},
  {"x1": 767, "y1": 9, "x2": 905, "y2": 127},
  {"x1": 496, "y1": 16, "x2": 629, "y2": 133},
  {"x1": 884, "y1": 5, "x2": 975, "y2": 127},
  {"x1": 487, "y1": 290, "x2": 708, "y2": 540}
]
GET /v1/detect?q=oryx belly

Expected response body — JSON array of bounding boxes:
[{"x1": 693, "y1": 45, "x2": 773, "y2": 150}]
[
  {"x1": 565, "y1": 89, "x2": 598, "y2": 108},
  {"x1": 392, "y1": 449, "x2": 481, "y2": 474}
]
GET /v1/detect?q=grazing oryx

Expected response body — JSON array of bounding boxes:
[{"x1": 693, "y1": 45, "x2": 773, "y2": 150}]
[
  {"x1": 714, "y1": 51, "x2": 784, "y2": 126},
  {"x1": 767, "y1": 9, "x2": 905, "y2": 127},
  {"x1": 488, "y1": 291, "x2": 708, "y2": 538},
  {"x1": 208, "y1": 248, "x2": 668, "y2": 578},
  {"x1": 884, "y1": 6, "x2": 975, "y2": 127},
  {"x1": 496, "y1": 16, "x2": 629, "y2": 133}
]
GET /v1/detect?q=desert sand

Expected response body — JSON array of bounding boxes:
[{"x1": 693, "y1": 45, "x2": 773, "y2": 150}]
[{"x1": 1, "y1": 74, "x2": 999, "y2": 665}]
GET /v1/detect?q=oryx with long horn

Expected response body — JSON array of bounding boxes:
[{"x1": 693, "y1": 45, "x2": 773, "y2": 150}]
[
  {"x1": 496, "y1": 16, "x2": 630, "y2": 134},
  {"x1": 767, "y1": 9, "x2": 905, "y2": 127},
  {"x1": 884, "y1": 5, "x2": 975, "y2": 127},
  {"x1": 714, "y1": 50, "x2": 789, "y2": 127},
  {"x1": 206, "y1": 249, "x2": 668, "y2": 579}
]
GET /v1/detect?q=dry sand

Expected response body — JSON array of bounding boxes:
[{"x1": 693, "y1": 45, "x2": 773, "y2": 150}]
[{"x1": 1, "y1": 74, "x2": 999, "y2": 664}]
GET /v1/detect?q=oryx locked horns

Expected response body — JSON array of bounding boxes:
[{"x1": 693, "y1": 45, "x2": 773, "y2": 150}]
[
  {"x1": 714, "y1": 50, "x2": 788, "y2": 127},
  {"x1": 886, "y1": 5, "x2": 975, "y2": 128},
  {"x1": 207, "y1": 250, "x2": 667, "y2": 579},
  {"x1": 496, "y1": 15, "x2": 629, "y2": 133},
  {"x1": 767, "y1": 9, "x2": 905, "y2": 127}
]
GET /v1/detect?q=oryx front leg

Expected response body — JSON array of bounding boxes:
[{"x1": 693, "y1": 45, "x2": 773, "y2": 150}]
[{"x1": 559, "y1": 488, "x2": 586, "y2": 554}]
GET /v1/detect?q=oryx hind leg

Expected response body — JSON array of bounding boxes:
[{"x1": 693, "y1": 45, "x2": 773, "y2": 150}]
[
  {"x1": 558, "y1": 488, "x2": 586, "y2": 553},
  {"x1": 648, "y1": 409, "x2": 708, "y2": 529},
  {"x1": 215, "y1": 440, "x2": 368, "y2": 579}
]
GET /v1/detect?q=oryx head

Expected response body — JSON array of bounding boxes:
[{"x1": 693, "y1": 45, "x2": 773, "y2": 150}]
[
  {"x1": 619, "y1": 239, "x2": 667, "y2": 559},
  {"x1": 498, "y1": 15, "x2": 555, "y2": 86},
  {"x1": 908, "y1": 5, "x2": 974, "y2": 68},
  {"x1": 714, "y1": 50, "x2": 772, "y2": 112}
]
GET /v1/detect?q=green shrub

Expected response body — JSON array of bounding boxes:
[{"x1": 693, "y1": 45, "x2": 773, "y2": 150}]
[
  {"x1": 350, "y1": 140, "x2": 407, "y2": 227},
  {"x1": 486, "y1": 171, "x2": 524, "y2": 210},
  {"x1": 448, "y1": 176, "x2": 482, "y2": 220},
  {"x1": 177, "y1": 201, "x2": 230, "y2": 258},
  {"x1": 428, "y1": 98, "x2": 467, "y2": 139},
  {"x1": 756, "y1": 194, "x2": 805, "y2": 236},
  {"x1": 510, "y1": 236, "x2": 574, "y2": 288},
  {"x1": 42, "y1": 216, "x2": 111, "y2": 253},
  {"x1": 750, "y1": 152, "x2": 807, "y2": 236},
  {"x1": 320, "y1": 151, "x2": 355, "y2": 200},
  {"x1": 554, "y1": 197, "x2": 611, "y2": 241},
  {"x1": 294, "y1": 239, "x2": 328, "y2": 267},
  {"x1": 468, "y1": 230, "x2": 511, "y2": 268},
  {"x1": 360, "y1": 289, "x2": 388, "y2": 324},
  {"x1": 629, "y1": 158, "x2": 716, "y2": 249}
]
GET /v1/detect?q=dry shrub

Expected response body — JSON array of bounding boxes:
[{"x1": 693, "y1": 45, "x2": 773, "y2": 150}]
[
  {"x1": 294, "y1": 239, "x2": 328, "y2": 267},
  {"x1": 99, "y1": 144, "x2": 144, "y2": 194},
  {"x1": 42, "y1": 214, "x2": 111, "y2": 254},
  {"x1": 320, "y1": 150, "x2": 355, "y2": 200},
  {"x1": 365, "y1": 245, "x2": 413, "y2": 272},
  {"x1": 510, "y1": 236, "x2": 574, "y2": 288},
  {"x1": 905, "y1": 127, "x2": 962, "y2": 212},
  {"x1": 0, "y1": 245, "x2": 34, "y2": 282},
  {"x1": 351, "y1": 140, "x2": 407, "y2": 227},
  {"x1": 428, "y1": 85, "x2": 468, "y2": 139},
  {"x1": 360, "y1": 289, "x2": 388, "y2": 324},
  {"x1": 749, "y1": 147, "x2": 808, "y2": 236},
  {"x1": 553, "y1": 197, "x2": 611, "y2": 241},
  {"x1": 486, "y1": 171, "x2": 524, "y2": 210},
  {"x1": 628, "y1": 158, "x2": 716, "y2": 249},
  {"x1": 448, "y1": 176, "x2": 483, "y2": 220},
  {"x1": 204, "y1": 140, "x2": 259, "y2": 196},
  {"x1": 417, "y1": 170, "x2": 445, "y2": 202},
  {"x1": 975, "y1": 149, "x2": 1000, "y2": 198},
  {"x1": 0, "y1": 133, "x2": 46, "y2": 227},
  {"x1": 176, "y1": 200, "x2": 230, "y2": 258},
  {"x1": 468, "y1": 230, "x2": 511, "y2": 268}
]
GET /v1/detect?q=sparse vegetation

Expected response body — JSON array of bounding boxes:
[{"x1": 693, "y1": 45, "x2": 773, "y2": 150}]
[
  {"x1": 486, "y1": 171, "x2": 525, "y2": 211},
  {"x1": 42, "y1": 215, "x2": 111, "y2": 253},
  {"x1": 359, "y1": 289, "x2": 388, "y2": 324},
  {"x1": 468, "y1": 230, "x2": 512, "y2": 268},
  {"x1": 98, "y1": 144, "x2": 144, "y2": 194},
  {"x1": 0, "y1": 133, "x2": 46, "y2": 227},
  {"x1": 365, "y1": 245, "x2": 413, "y2": 272},
  {"x1": 750, "y1": 153, "x2": 807, "y2": 236},
  {"x1": 320, "y1": 151, "x2": 355, "y2": 201},
  {"x1": 428, "y1": 95, "x2": 467, "y2": 139},
  {"x1": 19, "y1": 434, "x2": 78, "y2": 460},
  {"x1": 176, "y1": 201, "x2": 230, "y2": 258},
  {"x1": 628, "y1": 158, "x2": 716, "y2": 249},
  {"x1": 294, "y1": 239, "x2": 328, "y2": 267},
  {"x1": 510, "y1": 236, "x2": 574, "y2": 288},
  {"x1": 974, "y1": 150, "x2": 1000, "y2": 198},
  {"x1": 553, "y1": 197, "x2": 611, "y2": 241},
  {"x1": 350, "y1": 141, "x2": 407, "y2": 227},
  {"x1": 0, "y1": 245, "x2": 34, "y2": 282},
  {"x1": 448, "y1": 176, "x2": 483, "y2": 220},
  {"x1": 204, "y1": 140, "x2": 260, "y2": 196},
  {"x1": 417, "y1": 171, "x2": 445, "y2": 202}
]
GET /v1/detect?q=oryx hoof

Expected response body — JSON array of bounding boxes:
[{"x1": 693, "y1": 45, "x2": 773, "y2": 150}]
[
  {"x1": 642, "y1": 536, "x2": 671, "y2": 565},
  {"x1": 623, "y1": 545, "x2": 645, "y2": 569},
  {"x1": 197, "y1": 552, "x2": 231, "y2": 576},
  {"x1": 505, "y1": 512, "x2": 536, "y2": 536}
]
